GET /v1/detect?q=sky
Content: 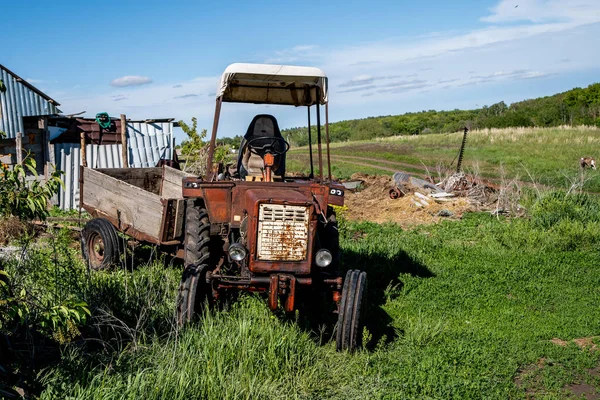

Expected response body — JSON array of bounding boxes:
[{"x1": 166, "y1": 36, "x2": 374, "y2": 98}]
[{"x1": 3, "y1": 0, "x2": 600, "y2": 141}]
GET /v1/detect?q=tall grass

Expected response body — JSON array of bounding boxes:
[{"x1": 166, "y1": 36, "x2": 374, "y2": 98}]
[{"x1": 5, "y1": 189, "x2": 600, "y2": 398}]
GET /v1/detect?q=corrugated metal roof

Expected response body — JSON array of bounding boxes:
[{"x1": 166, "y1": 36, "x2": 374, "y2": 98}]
[{"x1": 0, "y1": 65, "x2": 59, "y2": 139}]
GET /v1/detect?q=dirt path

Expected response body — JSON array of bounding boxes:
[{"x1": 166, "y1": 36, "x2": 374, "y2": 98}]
[
  {"x1": 291, "y1": 153, "x2": 428, "y2": 178},
  {"x1": 332, "y1": 157, "x2": 426, "y2": 176},
  {"x1": 333, "y1": 154, "x2": 432, "y2": 174}
]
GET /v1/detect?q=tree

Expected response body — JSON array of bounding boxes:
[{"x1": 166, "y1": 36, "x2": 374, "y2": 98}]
[{"x1": 178, "y1": 117, "x2": 208, "y2": 175}]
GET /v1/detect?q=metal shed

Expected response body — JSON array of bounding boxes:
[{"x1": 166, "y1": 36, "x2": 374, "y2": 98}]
[{"x1": 0, "y1": 64, "x2": 60, "y2": 139}]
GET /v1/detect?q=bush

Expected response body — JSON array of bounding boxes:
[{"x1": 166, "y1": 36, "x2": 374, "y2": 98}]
[
  {"x1": 530, "y1": 191, "x2": 600, "y2": 228},
  {"x1": 0, "y1": 158, "x2": 63, "y2": 221}
]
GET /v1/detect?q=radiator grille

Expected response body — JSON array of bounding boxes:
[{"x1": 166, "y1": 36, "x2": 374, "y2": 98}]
[{"x1": 257, "y1": 204, "x2": 309, "y2": 261}]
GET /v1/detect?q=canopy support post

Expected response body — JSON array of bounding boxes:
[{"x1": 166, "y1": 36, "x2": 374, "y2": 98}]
[
  {"x1": 325, "y1": 103, "x2": 332, "y2": 181},
  {"x1": 206, "y1": 97, "x2": 223, "y2": 180},
  {"x1": 315, "y1": 89, "x2": 324, "y2": 182},
  {"x1": 307, "y1": 106, "x2": 314, "y2": 178}
]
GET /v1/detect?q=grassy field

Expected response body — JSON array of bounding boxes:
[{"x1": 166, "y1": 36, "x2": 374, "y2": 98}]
[
  {"x1": 288, "y1": 126, "x2": 600, "y2": 191},
  {"x1": 3, "y1": 191, "x2": 600, "y2": 398}
]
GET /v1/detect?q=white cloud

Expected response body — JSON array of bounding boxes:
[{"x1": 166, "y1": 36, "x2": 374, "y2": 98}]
[{"x1": 110, "y1": 75, "x2": 153, "y2": 87}]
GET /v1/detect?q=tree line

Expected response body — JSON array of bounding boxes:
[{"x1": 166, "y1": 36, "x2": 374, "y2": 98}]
[{"x1": 279, "y1": 82, "x2": 600, "y2": 147}]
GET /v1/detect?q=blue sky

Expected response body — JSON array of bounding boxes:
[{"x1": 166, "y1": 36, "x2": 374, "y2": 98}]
[{"x1": 3, "y1": 0, "x2": 600, "y2": 141}]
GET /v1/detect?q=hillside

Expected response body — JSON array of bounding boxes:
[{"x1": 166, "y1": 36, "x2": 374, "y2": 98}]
[
  {"x1": 282, "y1": 83, "x2": 600, "y2": 146},
  {"x1": 287, "y1": 126, "x2": 600, "y2": 192}
]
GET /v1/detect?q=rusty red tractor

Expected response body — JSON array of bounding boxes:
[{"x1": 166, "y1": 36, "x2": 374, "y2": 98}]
[{"x1": 80, "y1": 63, "x2": 367, "y2": 351}]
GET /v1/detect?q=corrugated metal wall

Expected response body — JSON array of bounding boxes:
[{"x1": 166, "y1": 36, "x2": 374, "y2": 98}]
[
  {"x1": 128, "y1": 121, "x2": 174, "y2": 167},
  {"x1": 0, "y1": 67, "x2": 59, "y2": 139},
  {"x1": 55, "y1": 123, "x2": 174, "y2": 210}
]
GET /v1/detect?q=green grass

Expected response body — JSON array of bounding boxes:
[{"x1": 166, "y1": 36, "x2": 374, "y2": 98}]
[
  {"x1": 289, "y1": 126, "x2": 600, "y2": 191},
  {"x1": 1, "y1": 193, "x2": 589, "y2": 398}
]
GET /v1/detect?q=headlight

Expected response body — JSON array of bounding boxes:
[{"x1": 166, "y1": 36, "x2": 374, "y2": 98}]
[
  {"x1": 228, "y1": 243, "x2": 247, "y2": 261},
  {"x1": 315, "y1": 249, "x2": 333, "y2": 267}
]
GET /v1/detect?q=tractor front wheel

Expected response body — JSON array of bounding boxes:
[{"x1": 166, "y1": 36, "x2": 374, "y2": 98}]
[
  {"x1": 176, "y1": 200, "x2": 213, "y2": 326},
  {"x1": 336, "y1": 269, "x2": 367, "y2": 352}
]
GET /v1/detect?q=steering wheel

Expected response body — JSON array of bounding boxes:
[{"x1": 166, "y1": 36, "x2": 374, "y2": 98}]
[{"x1": 243, "y1": 136, "x2": 290, "y2": 156}]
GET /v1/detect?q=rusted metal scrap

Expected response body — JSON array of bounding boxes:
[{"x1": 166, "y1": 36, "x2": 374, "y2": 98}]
[{"x1": 438, "y1": 173, "x2": 499, "y2": 203}]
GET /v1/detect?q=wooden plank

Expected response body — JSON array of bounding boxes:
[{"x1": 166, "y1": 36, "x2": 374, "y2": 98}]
[
  {"x1": 97, "y1": 167, "x2": 163, "y2": 194},
  {"x1": 120, "y1": 114, "x2": 128, "y2": 167},
  {"x1": 97, "y1": 167, "x2": 163, "y2": 180},
  {"x1": 161, "y1": 166, "x2": 193, "y2": 199},
  {"x1": 174, "y1": 199, "x2": 185, "y2": 238},
  {"x1": 82, "y1": 168, "x2": 165, "y2": 239}
]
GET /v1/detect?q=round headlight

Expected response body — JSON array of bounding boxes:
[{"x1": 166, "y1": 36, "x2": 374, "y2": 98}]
[
  {"x1": 315, "y1": 249, "x2": 333, "y2": 267},
  {"x1": 228, "y1": 243, "x2": 247, "y2": 262}
]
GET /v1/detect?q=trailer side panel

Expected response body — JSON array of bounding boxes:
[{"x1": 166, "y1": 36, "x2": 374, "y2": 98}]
[{"x1": 82, "y1": 167, "x2": 164, "y2": 241}]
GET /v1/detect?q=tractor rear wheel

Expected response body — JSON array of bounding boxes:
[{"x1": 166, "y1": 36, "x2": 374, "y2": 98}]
[
  {"x1": 336, "y1": 269, "x2": 367, "y2": 352},
  {"x1": 81, "y1": 218, "x2": 120, "y2": 270},
  {"x1": 176, "y1": 200, "x2": 212, "y2": 326}
]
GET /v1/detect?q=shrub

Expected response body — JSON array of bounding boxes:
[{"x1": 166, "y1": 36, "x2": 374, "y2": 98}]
[
  {"x1": 530, "y1": 191, "x2": 600, "y2": 228},
  {"x1": 0, "y1": 157, "x2": 63, "y2": 221}
]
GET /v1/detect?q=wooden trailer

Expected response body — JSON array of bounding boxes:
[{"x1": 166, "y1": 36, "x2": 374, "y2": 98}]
[{"x1": 80, "y1": 166, "x2": 192, "y2": 268}]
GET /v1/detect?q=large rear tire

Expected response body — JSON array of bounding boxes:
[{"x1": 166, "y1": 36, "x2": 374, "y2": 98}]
[
  {"x1": 81, "y1": 218, "x2": 120, "y2": 270},
  {"x1": 336, "y1": 269, "x2": 367, "y2": 352},
  {"x1": 176, "y1": 200, "x2": 212, "y2": 326}
]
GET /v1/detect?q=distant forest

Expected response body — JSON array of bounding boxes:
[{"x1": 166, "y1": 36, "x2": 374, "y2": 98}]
[{"x1": 273, "y1": 82, "x2": 600, "y2": 147}]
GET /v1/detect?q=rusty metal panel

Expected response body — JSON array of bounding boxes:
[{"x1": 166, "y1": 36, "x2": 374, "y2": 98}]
[
  {"x1": 201, "y1": 185, "x2": 232, "y2": 223},
  {"x1": 256, "y1": 204, "x2": 309, "y2": 261},
  {"x1": 0, "y1": 65, "x2": 59, "y2": 139}
]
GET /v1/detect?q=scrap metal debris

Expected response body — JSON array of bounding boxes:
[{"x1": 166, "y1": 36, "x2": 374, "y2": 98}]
[{"x1": 341, "y1": 169, "x2": 507, "y2": 227}]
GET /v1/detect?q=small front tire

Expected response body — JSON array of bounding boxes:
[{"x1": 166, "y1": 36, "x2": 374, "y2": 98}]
[{"x1": 336, "y1": 269, "x2": 367, "y2": 352}]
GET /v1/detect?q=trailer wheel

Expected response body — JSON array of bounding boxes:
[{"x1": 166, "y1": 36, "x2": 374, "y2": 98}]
[
  {"x1": 81, "y1": 218, "x2": 120, "y2": 270},
  {"x1": 176, "y1": 200, "x2": 212, "y2": 326},
  {"x1": 336, "y1": 269, "x2": 367, "y2": 352}
]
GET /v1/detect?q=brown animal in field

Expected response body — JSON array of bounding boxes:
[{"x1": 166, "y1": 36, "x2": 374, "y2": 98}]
[{"x1": 580, "y1": 157, "x2": 596, "y2": 170}]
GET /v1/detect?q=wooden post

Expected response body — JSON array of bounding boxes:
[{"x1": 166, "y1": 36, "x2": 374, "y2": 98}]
[
  {"x1": 39, "y1": 116, "x2": 55, "y2": 179},
  {"x1": 80, "y1": 132, "x2": 87, "y2": 168},
  {"x1": 15, "y1": 133, "x2": 22, "y2": 165},
  {"x1": 120, "y1": 114, "x2": 128, "y2": 168}
]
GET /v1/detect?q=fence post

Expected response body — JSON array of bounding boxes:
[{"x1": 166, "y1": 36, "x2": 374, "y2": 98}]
[{"x1": 80, "y1": 132, "x2": 87, "y2": 168}]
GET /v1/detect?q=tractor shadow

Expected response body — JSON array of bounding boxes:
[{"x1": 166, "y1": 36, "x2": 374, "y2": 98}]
[
  {"x1": 293, "y1": 246, "x2": 434, "y2": 350},
  {"x1": 340, "y1": 247, "x2": 435, "y2": 349}
]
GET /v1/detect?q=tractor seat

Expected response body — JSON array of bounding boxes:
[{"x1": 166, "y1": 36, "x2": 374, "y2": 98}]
[{"x1": 237, "y1": 115, "x2": 286, "y2": 180}]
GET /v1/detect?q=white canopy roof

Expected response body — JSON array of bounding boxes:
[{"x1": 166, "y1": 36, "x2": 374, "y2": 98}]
[{"x1": 217, "y1": 63, "x2": 328, "y2": 106}]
